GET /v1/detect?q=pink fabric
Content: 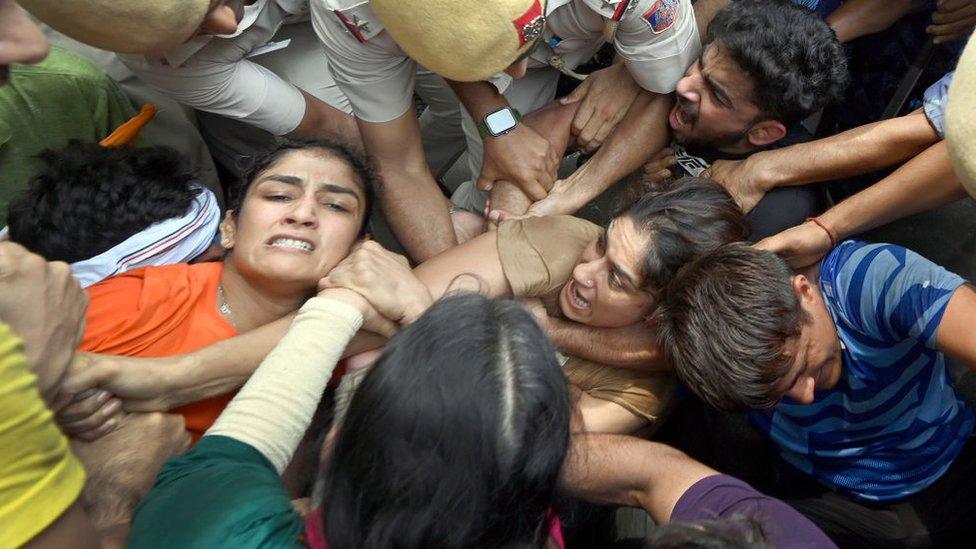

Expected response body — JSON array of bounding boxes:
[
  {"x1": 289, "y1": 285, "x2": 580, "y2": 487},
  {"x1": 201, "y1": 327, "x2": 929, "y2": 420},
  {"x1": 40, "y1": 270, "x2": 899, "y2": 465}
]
[{"x1": 304, "y1": 510, "x2": 328, "y2": 549}]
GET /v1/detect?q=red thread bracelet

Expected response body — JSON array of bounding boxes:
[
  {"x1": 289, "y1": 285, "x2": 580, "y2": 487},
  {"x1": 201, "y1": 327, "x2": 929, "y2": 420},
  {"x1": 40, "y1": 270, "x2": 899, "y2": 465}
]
[{"x1": 806, "y1": 217, "x2": 837, "y2": 249}]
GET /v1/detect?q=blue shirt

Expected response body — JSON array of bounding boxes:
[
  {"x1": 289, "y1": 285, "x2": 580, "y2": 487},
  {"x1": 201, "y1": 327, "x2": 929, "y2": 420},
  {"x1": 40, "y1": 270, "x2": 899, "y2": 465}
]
[
  {"x1": 752, "y1": 241, "x2": 972, "y2": 502},
  {"x1": 923, "y1": 71, "x2": 952, "y2": 138}
]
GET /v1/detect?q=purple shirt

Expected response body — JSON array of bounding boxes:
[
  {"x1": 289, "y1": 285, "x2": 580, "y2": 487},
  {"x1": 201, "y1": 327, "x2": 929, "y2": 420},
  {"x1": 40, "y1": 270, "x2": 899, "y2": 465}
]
[{"x1": 671, "y1": 475, "x2": 836, "y2": 548}]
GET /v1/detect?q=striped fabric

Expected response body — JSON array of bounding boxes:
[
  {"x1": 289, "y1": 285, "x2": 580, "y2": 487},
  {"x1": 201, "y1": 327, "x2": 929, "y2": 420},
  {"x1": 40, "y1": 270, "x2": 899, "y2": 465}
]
[{"x1": 752, "y1": 241, "x2": 973, "y2": 502}]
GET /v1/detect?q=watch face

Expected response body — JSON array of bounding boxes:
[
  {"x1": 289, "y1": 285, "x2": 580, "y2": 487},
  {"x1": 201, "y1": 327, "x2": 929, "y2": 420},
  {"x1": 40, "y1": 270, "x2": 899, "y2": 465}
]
[{"x1": 485, "y1": 108, "x2": 518, "y2": 136}]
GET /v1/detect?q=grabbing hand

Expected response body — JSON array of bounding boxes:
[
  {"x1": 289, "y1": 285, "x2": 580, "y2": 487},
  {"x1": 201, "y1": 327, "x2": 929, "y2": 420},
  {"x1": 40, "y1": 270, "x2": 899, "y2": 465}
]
[
  {"x1": 929, "y1": 0, "x2": 976, "y2": 44},
  {"x1": 754, "y1": 220, "x2": 834, "y2": 269},
  {"x1": 57, "y1": 353, "x2": 184, "y2": 440},
  {"x1": 525, "y1": 176, "x2": 592, "y2": 218},
  {"x1": 640, "y1": 148, "x2": 676, "y2": 187},
  {"x1": 0, "y1": 242, "x2": 88, "y2": 401},
  {"x1": 703, "y1": 157, "x2": 769, "y2": 213},
  {"x1": 478, "y1": 122, "x2": 560, "y2": 201},
  {"x1": 319, "y1": 241, "x2": 432, "y2": 336},
  {"x1": 561, "y1": 63, "x2": 640, "y2": 154}
]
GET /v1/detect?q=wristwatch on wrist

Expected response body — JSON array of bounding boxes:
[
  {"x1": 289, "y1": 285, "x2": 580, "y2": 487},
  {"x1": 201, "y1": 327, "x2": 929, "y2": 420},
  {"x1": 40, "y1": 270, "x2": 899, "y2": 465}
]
[{"x1": 477, "y1": 106, "x2": 523, "y2": 138}]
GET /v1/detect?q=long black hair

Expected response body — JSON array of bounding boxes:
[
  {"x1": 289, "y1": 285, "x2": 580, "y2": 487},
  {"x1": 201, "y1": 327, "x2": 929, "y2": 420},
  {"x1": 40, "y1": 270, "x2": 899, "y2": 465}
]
[{"x1": 321, "y1": 293, "x2": 571, "y2": 548}]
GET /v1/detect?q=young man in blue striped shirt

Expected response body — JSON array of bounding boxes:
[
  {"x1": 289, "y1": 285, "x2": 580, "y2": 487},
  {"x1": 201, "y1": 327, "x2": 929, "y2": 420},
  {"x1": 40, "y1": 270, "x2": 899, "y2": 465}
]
[{"x1": 656, "y1": 240, "x2": 976, "y2": 546}]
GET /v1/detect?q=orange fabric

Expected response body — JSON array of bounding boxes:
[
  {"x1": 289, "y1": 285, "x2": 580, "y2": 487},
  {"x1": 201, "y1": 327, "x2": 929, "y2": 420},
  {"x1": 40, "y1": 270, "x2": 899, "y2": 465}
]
[
  {"x1": 80, "y1": 262, "x2": 237, "y2": 441},
  {"x1": 99, "y1": 103, "x2": 157, "y2": 148}
]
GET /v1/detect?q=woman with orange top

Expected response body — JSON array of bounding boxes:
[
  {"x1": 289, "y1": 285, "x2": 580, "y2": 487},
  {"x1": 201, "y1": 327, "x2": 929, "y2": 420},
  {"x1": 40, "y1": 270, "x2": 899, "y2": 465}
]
[{"x1": 74, "y1": 139, "x2": 373, "y2": 442}]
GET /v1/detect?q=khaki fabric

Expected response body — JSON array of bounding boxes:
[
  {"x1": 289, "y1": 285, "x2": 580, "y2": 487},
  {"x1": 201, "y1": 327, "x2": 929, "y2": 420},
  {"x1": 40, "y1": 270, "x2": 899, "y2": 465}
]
[
  {"x1": 564, "y1": 356, "x2": 674, "y2": 422},
  {"x1": 497, "y1": 215, "x2": 673, "y2": 422}
]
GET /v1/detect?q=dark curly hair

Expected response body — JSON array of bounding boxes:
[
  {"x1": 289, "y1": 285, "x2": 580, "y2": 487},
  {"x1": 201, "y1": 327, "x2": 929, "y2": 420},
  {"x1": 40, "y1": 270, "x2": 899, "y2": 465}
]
[
  {"x1": 225, "y1": 139, "x2": 375, "y2": 236},
  {"x1": 7, "y1": 141, "x2": 202, "y2": 263},
  {"x1": 707, "y1": 0, "x2": 849, "y2": 125}
]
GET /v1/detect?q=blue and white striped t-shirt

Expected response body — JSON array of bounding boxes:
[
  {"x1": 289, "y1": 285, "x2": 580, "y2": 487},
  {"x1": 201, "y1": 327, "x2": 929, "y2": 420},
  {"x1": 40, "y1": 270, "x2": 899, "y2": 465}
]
[{"x1": 751, "y1": 241, "x2": 973, "y2": 502}]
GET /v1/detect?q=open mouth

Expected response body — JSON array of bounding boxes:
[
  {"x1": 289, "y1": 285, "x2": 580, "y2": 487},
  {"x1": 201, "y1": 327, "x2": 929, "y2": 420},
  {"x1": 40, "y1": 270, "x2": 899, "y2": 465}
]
[
  {"x1": 566, "y1": 280, "x2": 590, "y2": 311},
  {"x1": 267, "y1": 237, "x2": 315, "y2": 253},
  {"x1": 669, "y1": 101, "x2": 693, "y2": 131}
]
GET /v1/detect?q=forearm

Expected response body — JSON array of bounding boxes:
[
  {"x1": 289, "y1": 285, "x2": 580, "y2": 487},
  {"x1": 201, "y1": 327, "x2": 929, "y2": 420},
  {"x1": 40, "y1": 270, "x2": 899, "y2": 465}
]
[
  {"x1": 559, "y1": 433, "x2": 716, "y2": 524},
  {"x1": 555, "y1": 91, "x2": 669, "y2": 213},
  {"x1": 362, "y1": 115, "x2": 456, "y2": 261},
  {"x1": 490, "y1": 182, "x2": 533, "y2": 216},
  {"x1": 818, "y1": 141, "x2": 966, "y2": 240},
  {"x1": 490, "y1": 102, "x2": 579, "y2": 216},
  {"x1": 207, "y1": 298, "x2": 363, "y2": 473},
  {"x1": 159, "y1": 315, "x2": 385, "y2": 409},
  {"x1": 826, "y1": 0, "x2": 914, "y2": 42},
  {"x1": 159, "y1": 314, "x2": 295, "y2": 408},
  {"x1": 756, "y1": 111, "x2": 939, "y2": 190},
  {"x1": 547, "y1": 317, "x2": 664, "y2": 370},
  {"x1": 447, "y1": 79, "x2": 510, "y2": 121}
]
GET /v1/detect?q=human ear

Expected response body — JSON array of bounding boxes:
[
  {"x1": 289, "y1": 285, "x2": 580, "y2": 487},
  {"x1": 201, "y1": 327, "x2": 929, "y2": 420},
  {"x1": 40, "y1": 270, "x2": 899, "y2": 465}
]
[
  {"x1": 747, "y1": 120, "x2": 788, "y2": 148},
  {"x1": 219, "y1": 210, "x2": 237, "y2": 250},
  {"x1": 791, "y1": 274, "x2": 817, "y2": 305}
]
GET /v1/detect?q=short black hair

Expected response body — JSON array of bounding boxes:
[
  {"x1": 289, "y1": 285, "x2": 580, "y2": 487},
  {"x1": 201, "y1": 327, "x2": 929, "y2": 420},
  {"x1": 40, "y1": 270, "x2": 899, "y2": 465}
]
[
  {"x1": 7, "y1": 141, "x2": 201, "y2": 263},
  {"x1": 707, "y1": 0, "x2": 849, "y2": 125},
  {"x1": 655, "y1": 243, "x2": 803, "y2": 411},
  {"x1": 226, "y1": 139, "x2": 375, "y2": 235}
]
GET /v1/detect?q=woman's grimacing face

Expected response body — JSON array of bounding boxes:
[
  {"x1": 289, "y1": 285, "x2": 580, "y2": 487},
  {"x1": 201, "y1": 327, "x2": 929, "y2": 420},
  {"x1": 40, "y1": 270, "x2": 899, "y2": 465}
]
[
  {"x1": 558, "y1": 216, "x2": 656, "y2": 328},
  {"x1": 220, "y1": 149, "x2": 367, "y2": 293}
]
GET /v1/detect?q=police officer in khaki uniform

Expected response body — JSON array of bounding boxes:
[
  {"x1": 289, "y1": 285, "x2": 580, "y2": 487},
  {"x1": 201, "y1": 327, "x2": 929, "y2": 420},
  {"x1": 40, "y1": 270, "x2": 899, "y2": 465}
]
[
  {"x1": 447, "y1": 0, "x2": 701, "y2": 216},
  {"x1": 312, "y1": 0, "x2": 700, "y2": 261}
]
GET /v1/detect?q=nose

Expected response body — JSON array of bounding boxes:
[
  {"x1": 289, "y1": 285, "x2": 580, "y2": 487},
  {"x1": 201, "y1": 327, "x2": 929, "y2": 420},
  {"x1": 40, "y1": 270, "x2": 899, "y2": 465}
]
[
  {"x1": 785, "y1": 376, "x2": 816, "y2": 405},
  {"x1": 674, "y1": 74, "x2": 699, "y2": 105},
  {"x1": 572, "y1": 258, "x2": 600, "y2": 289},
  {"x1": 285, "y1": 196, "x2": 319, "y2": 228}
]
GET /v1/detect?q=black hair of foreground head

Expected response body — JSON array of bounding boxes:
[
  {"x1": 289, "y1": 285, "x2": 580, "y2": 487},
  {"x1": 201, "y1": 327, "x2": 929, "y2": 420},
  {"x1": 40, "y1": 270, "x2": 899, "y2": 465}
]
[
  {"x1": 225, "y1": 139, "x2": 375, "y2": 235},
  {"x1": 7, "y1": 141, "x2": 200, "y2": 263},
  {"x1": 321, "y1": 293, "x2": 571, "y2": 548}
]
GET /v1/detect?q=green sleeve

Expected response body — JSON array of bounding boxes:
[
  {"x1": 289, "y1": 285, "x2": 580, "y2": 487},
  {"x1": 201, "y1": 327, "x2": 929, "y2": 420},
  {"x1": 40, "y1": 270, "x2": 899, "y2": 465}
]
[{"x1": 129, "y1": 436, "x2": 304, "y2": 549}]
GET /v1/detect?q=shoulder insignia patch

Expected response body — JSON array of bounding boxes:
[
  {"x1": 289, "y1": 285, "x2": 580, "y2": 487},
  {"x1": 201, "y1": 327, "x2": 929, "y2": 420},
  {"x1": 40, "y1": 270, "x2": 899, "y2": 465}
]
[{"x1": 642, "y1": 0, "x2": 679, "y2": 34}]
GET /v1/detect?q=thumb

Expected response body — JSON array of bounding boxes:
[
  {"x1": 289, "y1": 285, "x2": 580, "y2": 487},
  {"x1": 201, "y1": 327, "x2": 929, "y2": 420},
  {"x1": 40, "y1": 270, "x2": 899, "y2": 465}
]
[
  {"x1": 476, "y1": 173, "x2": 494, "y2": 192},
  {"x1": 559, "y1": 79, "x2": 591, "y2": 105},
  {"x1": 61, "y1": 354, "x2": 117, "y2": 395}
]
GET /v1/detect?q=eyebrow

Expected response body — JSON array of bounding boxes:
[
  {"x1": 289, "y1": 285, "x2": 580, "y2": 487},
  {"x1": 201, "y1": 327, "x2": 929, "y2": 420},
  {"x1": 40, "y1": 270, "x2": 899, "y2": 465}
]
[
  {"x1": 262, "y1": 174, "x2": 361, "y2": 204},
  {"x1": 698, "y1": 51, "x2": 734, "y2": 109},
  {"x1": 602, "y1": 225, "x2": 638, "y2": 289}
]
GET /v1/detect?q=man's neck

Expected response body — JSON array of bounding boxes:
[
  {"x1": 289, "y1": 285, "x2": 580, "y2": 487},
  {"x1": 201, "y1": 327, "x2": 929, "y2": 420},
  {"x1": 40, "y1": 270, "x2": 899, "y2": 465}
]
[{"x1": 218, "y1": 262, "x2": 309, "y2": 333}]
